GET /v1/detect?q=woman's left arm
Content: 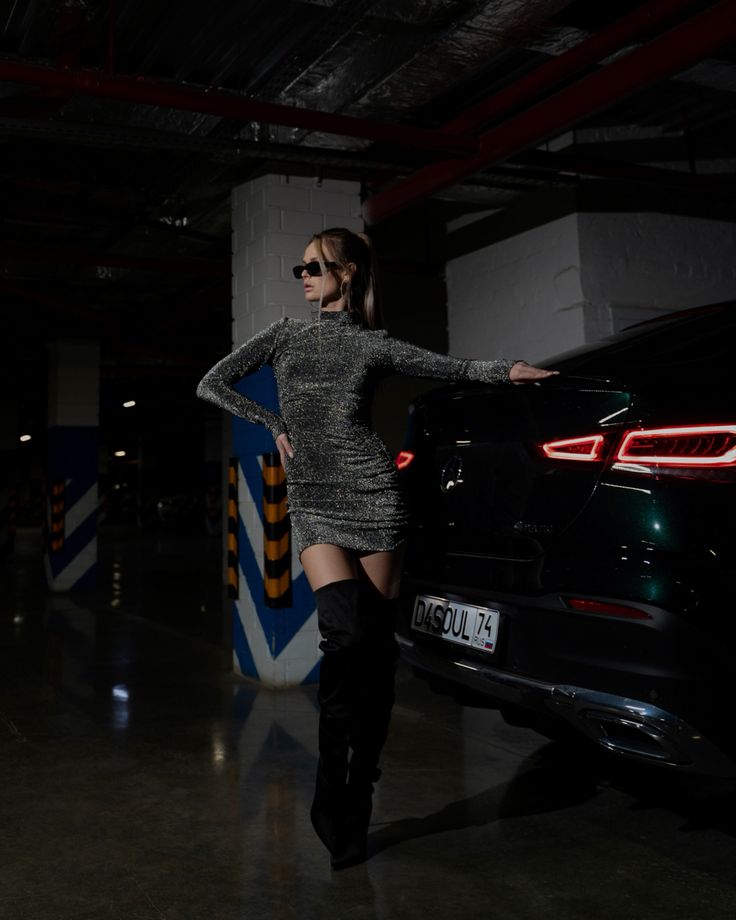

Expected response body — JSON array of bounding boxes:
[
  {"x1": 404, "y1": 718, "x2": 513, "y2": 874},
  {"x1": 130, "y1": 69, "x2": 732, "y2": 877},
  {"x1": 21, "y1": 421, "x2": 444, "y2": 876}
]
[{"x1": 384, "y1": 334, "x2": 557, "y2": 384}]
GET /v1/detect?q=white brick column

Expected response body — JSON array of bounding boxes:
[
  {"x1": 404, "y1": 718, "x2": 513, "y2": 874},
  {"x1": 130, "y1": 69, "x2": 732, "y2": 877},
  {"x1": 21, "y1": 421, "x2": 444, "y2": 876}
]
[
  {"x1": 229, "y1": 174, "x2": 363, "y2": 687},
  {"x1": 232, "y1": 175, "x2": 363, "y2": 338}
]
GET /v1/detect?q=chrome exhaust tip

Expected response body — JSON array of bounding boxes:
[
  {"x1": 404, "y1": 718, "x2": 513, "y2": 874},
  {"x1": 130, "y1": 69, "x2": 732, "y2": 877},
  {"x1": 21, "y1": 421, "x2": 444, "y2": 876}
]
[{"x1": 580, "y1": 710, "x2": 691, "y2": 766}]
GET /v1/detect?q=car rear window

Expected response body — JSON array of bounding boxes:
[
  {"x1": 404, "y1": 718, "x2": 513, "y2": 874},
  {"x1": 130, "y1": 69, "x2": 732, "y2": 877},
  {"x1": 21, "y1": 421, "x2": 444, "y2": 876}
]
[{"x1": 547, "y1": 304, "x2": 736, "y2": 384}]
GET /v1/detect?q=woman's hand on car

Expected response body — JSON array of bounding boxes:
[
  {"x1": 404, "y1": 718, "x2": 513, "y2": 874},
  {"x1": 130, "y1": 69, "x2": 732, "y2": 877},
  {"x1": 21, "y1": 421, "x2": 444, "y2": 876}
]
[
  {"x1": 276, "y1": 432, "x2": 295, "y2": 467},
  {"x1": 509, "y1": 361, "x2": 559, "y2": 384}
]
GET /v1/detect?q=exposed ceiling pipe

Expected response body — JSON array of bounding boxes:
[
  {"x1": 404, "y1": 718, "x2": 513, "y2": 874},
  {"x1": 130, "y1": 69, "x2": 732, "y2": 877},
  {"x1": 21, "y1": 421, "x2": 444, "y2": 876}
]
[
  {"x1": 514, "y1": 150, "x2": 736, "y2": 196},
  {"x1": 0, "y1": 116, "x2": 411, "y2": 172},
  {"x1": 0, "y1": 59, "x2": 478, "y2": 157},
  {"x1": 443, "y1": 0, "x2": 706, "y2": 136},
  {"x1": 364, "y1": 0, "x2": 706, "y2": 188},
  {"x1": 1, "y1": 240, "x2": 228, "y2": 277},
  {"x1": 363, "y1": 0, "x2": 736, "y2": 225},
  {"x1": 3, "y1": 0, "x2": 86, "y2": 116}
]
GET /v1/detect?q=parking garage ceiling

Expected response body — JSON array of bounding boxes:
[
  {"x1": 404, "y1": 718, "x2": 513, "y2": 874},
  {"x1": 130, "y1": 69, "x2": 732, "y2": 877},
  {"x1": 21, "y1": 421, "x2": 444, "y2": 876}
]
[{"x1": 2, "y1": 0, "x2": 735, "y2": 428}]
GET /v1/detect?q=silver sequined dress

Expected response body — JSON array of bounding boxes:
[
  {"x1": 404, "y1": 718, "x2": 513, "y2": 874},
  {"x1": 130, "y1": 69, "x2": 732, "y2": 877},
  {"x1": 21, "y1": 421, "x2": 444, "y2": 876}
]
[{"x1": 196, "y1": 309, "x2": 515, "y2": 555}]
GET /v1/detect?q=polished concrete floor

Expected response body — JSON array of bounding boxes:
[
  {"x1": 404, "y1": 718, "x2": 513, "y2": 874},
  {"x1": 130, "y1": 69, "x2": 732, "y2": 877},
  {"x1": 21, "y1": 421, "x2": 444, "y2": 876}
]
[{"x1": 2, "y1": 528, "x2": 736, "y2": 920}]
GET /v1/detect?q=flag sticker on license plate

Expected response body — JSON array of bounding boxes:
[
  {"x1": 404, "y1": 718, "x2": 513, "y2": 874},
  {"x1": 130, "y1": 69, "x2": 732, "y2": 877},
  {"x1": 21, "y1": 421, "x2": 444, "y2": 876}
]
[{"x1": 411, "y1": 594, "x2": 500, "y2": 654}]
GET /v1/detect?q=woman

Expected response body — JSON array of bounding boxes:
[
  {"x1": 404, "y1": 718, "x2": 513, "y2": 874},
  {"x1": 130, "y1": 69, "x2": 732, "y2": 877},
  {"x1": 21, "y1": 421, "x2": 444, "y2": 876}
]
[{"x1": 196, "y1": 227, "x2": 556, "y2": 869}]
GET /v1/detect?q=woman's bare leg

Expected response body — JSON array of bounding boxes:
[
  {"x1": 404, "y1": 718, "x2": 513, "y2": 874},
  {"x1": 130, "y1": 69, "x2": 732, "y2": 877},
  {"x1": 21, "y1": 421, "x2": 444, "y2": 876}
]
[
  {"x1": 300, "y1": 542, "x2": 406, "y2": 596},
  {"x1": 300, "y1": 543, "x2": 358, "y2": 592},
  {"x1": 357, "y1": 544, "x2": 405, "y2": 598}
]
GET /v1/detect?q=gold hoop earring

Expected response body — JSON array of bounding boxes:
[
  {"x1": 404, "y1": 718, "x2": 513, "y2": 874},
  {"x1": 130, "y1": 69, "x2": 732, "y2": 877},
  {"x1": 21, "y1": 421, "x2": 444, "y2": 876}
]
[{"x1": 340, "y1": 279, "x2": 349, "y2": 299}]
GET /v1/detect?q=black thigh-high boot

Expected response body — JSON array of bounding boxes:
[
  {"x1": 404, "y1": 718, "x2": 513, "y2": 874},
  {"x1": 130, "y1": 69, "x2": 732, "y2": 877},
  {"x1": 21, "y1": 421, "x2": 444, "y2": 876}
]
[
  {"x1": 311, "y1": 578, "x2": 370, "y2": 867},
  {"x1": 338, "y1": 593, "x2": 400, "y2": 868}
]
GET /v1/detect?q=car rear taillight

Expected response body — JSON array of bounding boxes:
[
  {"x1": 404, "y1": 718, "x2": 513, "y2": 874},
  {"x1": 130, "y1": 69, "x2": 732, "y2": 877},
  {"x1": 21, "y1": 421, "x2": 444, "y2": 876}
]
[
  {"x1": 541, "y1": 424, "x2": 736, "y2": 473},
  {"x1": 564, "y1": 597, "x2": 652, "y2": 620},
  {"x1": 541, "y1": 435, "x2": 605, "y2": 462},
  {"x1": 614, "y1": 426, "x2": 736, "y2": 467},
  {"x1": 396, "y1": 450, "x2": 415, "y2": 470}
]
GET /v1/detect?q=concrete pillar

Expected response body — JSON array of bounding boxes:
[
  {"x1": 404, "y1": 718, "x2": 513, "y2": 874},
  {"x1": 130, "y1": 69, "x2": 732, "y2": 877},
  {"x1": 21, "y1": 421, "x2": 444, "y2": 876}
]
[
  {"x1": 446, "y1": 200, "x2": 736, "y2": 363},
  {"x1": 45, "y1": 340, "x2": 100, "y2": 591},
  {"x1": 230, "y1": 173, "x2": 363, "y2": 687}
]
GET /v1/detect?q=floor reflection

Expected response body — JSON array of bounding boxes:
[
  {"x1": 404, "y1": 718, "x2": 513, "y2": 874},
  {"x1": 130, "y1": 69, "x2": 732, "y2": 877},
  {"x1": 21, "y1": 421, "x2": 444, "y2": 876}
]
[{"x1": 2, "y1": 528, "x2": 736, "y2": 919}]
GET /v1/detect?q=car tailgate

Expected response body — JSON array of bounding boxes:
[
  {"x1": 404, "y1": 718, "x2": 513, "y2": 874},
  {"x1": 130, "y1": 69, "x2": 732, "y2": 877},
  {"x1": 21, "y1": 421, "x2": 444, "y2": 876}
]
[{"x1": 402, "y1": 376, "x2": 630, "y2": 563}]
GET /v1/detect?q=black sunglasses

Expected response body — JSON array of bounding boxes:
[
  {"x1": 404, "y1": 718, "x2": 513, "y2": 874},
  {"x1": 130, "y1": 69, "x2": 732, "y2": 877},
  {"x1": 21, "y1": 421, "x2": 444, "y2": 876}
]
[{"x1": 291, "y1": 260, "x2": 338, "y2": 279}]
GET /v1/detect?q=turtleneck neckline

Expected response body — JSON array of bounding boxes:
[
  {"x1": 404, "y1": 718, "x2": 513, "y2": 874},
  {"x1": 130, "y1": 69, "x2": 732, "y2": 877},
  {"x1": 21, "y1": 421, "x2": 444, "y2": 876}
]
[{"x1": 311, "y1": 308, "x2": 356, "y2": 324}]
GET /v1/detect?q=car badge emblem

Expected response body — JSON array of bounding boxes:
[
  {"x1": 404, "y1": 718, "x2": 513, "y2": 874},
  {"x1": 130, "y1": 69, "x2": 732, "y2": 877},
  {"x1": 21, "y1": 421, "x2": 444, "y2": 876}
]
[{"x1": 440, "y1": 455, "x2": 464, "y2": 492}]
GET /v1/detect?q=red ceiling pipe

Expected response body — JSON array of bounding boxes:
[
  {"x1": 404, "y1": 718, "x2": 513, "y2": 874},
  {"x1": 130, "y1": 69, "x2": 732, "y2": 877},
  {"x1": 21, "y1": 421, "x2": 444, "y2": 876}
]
[
  {"x1": 0, "y1": 59, "x2": 478, "y2": 157},
  {"x1": 1, "y1": 240, "x2": 229, "y2": 277},
  {"x1": 444, "y1": 0, "x2": 705, "y2": 136},
  {"x1": 365, "y1": 0, "x2": 704, "y2": 187},
  {"x1": 363, "y1": 0, "x2": 736, "y2": 225}
]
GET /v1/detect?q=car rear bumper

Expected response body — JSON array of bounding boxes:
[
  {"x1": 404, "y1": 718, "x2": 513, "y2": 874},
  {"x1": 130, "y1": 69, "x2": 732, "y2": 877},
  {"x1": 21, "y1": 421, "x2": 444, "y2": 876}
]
[{"x1": 398, "y1": 632, "x2": 736, "y2": 778}]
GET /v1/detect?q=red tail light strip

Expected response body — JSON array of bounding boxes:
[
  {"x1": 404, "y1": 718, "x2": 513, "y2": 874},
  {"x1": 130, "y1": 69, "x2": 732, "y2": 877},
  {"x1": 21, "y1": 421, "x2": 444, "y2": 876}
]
[
  {"x1": 541, "y1": 435, "x2": 605, "y2": 462},
  {"x1": 615, "y1": 425, "x2": 736, "y2": 467},
  {"x1": 541, "y1": 425, "x2": 736, "y2": 469}
]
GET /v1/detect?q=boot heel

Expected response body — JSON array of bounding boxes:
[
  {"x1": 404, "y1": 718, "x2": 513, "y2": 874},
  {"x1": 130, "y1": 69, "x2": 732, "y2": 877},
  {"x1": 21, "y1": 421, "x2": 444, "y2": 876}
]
[{"x1": 330, "y1": 768, "x2": 380, "y2": 870}]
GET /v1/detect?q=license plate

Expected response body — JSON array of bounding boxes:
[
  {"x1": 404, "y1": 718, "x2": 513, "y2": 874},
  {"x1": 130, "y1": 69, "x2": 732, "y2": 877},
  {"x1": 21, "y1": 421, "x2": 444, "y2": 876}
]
[{"x1": 411, "y1": 594, "x2": 500, "y2": 654}]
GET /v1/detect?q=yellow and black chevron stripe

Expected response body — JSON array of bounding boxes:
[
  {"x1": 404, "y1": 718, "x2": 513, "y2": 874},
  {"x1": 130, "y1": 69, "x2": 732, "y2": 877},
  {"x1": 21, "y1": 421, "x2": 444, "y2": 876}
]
[
  {"x1": 263, "y1": 452, "x2": 291, "y2": 608},
  {"x1": 227, "y1": 458, "x2": 238, "y2": 599},
  {"x1": 49, "y1": 481, "x2": 65, "y2": 553}
]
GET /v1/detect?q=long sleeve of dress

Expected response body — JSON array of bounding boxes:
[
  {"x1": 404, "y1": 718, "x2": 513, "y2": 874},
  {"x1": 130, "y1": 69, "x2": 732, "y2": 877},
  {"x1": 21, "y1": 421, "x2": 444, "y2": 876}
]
[
  {"x1": 196, "y1": 319, "x2": 288, "y2": 438},
  {"x1": 385, "y1": 334, "x2": 516, "y2": 384}
]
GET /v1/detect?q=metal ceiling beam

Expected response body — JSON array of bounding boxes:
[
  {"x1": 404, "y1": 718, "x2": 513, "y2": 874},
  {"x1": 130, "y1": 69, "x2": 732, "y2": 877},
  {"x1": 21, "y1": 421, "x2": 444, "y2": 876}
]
[
  {"x1": 0, "y1": 59, "x2": 478, "y2": 157},
  {"x1": 363, "y1": 0, "x2": 736, "y2": 224}
]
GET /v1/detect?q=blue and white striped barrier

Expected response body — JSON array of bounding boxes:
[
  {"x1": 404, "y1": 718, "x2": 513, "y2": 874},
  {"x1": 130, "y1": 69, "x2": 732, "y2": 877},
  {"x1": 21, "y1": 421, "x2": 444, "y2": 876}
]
[
  {"x1": 45, "y1": 427, "x2": 98, "y2": 592},
  {"x1": 230, "y1": 367, "x2": 320, "y2": 687}
]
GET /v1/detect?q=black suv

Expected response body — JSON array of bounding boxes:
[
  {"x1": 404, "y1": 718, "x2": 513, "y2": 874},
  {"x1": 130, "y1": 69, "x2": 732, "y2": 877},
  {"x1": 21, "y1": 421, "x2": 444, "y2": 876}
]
[{"x1": 396, "y1": 303, "x2": 736, "y2": 777}]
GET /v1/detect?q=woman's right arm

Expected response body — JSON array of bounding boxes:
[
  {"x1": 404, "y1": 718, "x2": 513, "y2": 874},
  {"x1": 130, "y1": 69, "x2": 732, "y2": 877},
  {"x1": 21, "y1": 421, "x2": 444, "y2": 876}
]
[{"x1": 196, "y1": 319, "x2": 288, "y2": 439}]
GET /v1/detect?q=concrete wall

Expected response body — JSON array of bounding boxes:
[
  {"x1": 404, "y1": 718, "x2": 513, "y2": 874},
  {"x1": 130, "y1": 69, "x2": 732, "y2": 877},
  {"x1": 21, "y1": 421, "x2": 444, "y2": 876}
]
[
  {"x1": 446, "y1": 208, "x2": 736, "y2": 364},
  {"x1": 446, "y1": 212, "x2": 585, "y2": 365},
  {"x1": 580, "y1": 212, "x2": 736, "y2": 335}
]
